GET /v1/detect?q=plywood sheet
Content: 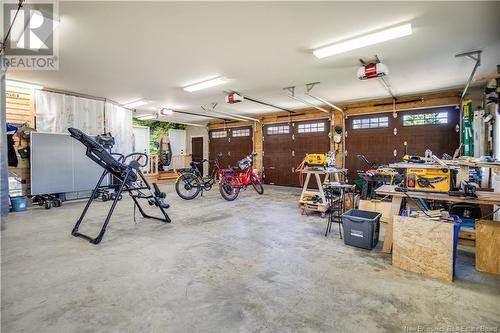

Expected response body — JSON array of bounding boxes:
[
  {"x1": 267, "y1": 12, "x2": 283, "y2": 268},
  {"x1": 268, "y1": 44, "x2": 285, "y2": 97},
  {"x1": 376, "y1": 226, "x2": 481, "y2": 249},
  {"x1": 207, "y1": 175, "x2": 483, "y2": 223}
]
[
  {"x1": 393, "y1": 216, "x2": 454, "y2": 282},
  {"x1": 6, "y1": 84, "x2": 34, "y2": 196},
  {"x1": 359, "y1": 200, "x2": 392, "y2": 223},
  {"x1": 476, "y1": 220, "x2": 500, "y2": 275}
]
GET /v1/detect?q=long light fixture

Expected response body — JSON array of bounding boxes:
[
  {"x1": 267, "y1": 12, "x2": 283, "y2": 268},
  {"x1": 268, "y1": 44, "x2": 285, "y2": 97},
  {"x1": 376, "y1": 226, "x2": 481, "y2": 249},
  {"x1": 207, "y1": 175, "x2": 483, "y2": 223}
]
[
  {"x1": 183, "y1": 77, "x2": 226, "y2": 92},
  {"x1": 124, "y1": 99, "x2": 149, "y2": 108},
  {"x1": 313, "y1": 23, "x2": 412, "y2": 59},
  {"x1": 136, "y1": 114, "x2": 157, "y2": 120},
  {"x1": 159, "y1": 108, "x2": 173, "y2": 116},
  {"x1": 5, "y1": 80, "x2": 44, "y2": 90}
]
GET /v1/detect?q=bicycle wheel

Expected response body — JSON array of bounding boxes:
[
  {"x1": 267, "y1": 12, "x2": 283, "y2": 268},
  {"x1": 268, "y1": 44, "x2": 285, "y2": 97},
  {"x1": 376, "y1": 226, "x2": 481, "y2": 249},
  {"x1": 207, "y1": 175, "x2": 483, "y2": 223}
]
[
  {"x1": 251, "y1": 175, "x2": 264, "y2": 195},
  {"x1": 175, "y1": 173, "x2": 201, "y2": 200},
  {"x1": 219, "y1": 175, "x2": 240, "y2": 201}
]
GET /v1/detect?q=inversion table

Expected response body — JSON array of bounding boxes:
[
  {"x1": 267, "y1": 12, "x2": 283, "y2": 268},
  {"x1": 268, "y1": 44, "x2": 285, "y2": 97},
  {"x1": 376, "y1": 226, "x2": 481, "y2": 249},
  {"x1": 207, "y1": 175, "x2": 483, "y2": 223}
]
[{"x1": 68, "y1": 127, "x2": 171, "y2": 244}]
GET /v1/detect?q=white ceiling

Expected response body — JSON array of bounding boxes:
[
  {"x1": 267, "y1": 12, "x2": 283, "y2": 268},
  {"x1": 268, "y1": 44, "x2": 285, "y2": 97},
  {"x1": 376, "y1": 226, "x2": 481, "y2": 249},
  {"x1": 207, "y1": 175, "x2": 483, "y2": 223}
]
[{"x1": 7, "y1": 1, "x2": 500, "y2": 124}]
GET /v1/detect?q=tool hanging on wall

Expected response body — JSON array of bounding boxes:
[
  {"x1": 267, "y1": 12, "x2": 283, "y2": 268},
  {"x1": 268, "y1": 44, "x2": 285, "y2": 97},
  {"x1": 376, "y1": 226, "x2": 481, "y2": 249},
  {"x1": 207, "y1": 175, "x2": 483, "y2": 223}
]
[{"x1": 462, "y1": 99, "x2": 474, "y2": 157}]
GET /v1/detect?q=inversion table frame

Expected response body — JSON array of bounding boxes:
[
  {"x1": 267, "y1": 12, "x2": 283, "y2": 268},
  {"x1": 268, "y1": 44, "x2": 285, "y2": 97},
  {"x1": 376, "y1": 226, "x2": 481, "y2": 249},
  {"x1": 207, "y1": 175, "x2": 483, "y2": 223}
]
[{"x1": 68, "y1": 128, "x2": 171, "y2": 244}]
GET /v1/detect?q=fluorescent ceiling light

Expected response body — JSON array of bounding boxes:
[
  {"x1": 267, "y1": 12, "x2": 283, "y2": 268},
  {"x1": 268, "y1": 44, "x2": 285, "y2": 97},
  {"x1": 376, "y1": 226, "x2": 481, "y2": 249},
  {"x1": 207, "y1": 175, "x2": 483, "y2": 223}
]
[
  {"x1": 313, "y1": 23, "x2": 412, "y2": 59},
  {"x1": 124, "y1": 100, "x2": 149, "y2": 108},
  {"x1": 6, "y1": 80, "x2": 44, "y2": 90},
  {"x1": 183, "y1": 77, "x2": 226, "y2": 92},
  {"x1": 136, "y1": 114, "x2": 157, "y2": 120}
]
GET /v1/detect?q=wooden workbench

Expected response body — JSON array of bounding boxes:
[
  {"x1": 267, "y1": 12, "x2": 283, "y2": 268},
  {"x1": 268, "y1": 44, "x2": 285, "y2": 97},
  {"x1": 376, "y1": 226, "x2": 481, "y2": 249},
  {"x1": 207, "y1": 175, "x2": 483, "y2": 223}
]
[
  {"x1": 443, "y1": 160, "x2": 500, "y2": 184},
  {"x1": 299, "y1": 168, "x2": 347, "y2": 216},
  {"x1": 375, "y1": 184, "x2": 500, "y2": 254}
]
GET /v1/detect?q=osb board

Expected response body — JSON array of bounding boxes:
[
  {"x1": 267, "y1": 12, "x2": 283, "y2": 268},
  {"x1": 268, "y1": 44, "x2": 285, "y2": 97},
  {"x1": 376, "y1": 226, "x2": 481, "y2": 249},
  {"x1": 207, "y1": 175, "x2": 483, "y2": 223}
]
[
  {"x1": 476, "y1": 220, "x2": 500, "y2": 275},
  {"x1": 6, "y1": 84, "x2": 35, "y2": 196},
  {"x1": 6, "y1": 85, "x2": 35, "y2": 127},
  {"x1": 393, "y1": 216, "x2": 454, "y2": 282},
  {"x1": 359, "y1": 199, "x2": 392, "y2": 223}
]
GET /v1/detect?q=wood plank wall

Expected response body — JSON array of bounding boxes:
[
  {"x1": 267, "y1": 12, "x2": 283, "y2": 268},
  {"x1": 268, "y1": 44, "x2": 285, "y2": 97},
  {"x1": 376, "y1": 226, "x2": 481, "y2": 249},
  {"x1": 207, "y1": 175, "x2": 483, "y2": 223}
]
[
  {"x1": 208, "y1": 89, "x2": 461, "y2": 171},
  {"x1": 6, "y1": 85, "x2": 36, "y2": 195}
]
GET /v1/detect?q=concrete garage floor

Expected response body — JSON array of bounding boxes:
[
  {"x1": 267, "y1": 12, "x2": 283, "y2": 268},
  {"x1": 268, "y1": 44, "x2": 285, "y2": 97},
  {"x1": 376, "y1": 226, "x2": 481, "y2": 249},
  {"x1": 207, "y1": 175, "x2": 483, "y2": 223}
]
[{"x1": 2, "y1": 184, "x2": 500, "y2": 333}]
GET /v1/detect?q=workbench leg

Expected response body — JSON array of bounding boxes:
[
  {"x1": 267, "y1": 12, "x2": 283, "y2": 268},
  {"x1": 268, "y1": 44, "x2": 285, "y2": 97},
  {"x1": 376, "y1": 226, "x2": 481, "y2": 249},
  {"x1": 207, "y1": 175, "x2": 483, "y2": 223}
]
[
  {"x1": 457, "y1": 165, "x2": 469, "y2": 185},
  {"x1": 300, "y1": 173, "x2": 312, "y2": 202},
  {"x1": 381, "y1": 196, "x2": 403, "y2": 254},
  {"x1": 316, "y1": 173, "x2": 326, "y2": 204}
]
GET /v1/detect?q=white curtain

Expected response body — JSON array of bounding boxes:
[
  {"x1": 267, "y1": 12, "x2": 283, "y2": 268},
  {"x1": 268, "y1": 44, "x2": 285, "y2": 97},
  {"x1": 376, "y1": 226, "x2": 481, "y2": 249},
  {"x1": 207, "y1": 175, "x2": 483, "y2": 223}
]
[
  {"x1": 105, "y1": 101, "x2": 133, "y2": 155},
  {"x1": 35, "y1": 91, "x2": 104, "y2": 135},
  {"x1": 74, "y1": 97, "x2": 104, "y2": 135},
  {"x1": 35, "y1": 91, "x2": 65, "y2": 133}
]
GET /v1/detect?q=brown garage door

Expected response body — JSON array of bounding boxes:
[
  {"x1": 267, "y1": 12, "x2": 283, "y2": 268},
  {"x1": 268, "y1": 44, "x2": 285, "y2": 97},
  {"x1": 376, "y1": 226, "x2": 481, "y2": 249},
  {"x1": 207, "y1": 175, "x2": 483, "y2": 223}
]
[
  {"x1": 345, "y1": 106, "x2": 460, "y2": 181},
  {"x1": 263, "y1": 119, "x2": 330, "y2": 187},
  {"x1": 263, "y1": 122, "x2": 293, "y2": 186},
  {"x1": 209, "y1": 126, "x2": 253, "y2": 169}
]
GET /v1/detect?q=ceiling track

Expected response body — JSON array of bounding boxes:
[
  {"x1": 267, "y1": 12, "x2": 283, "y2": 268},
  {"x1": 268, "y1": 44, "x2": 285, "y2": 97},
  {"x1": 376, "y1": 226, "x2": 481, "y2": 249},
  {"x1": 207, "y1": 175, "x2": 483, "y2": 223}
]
[
  {"x1": 373, "y1": 98, "x2": 424, "y2": 107},
  {"x1": 171, "y1": 109, "x2": 229, "y2": 121},
  {"x1": 456, "y1": 50, "x2": 482, "y2": 100},
  {"x1": 226, "y1": 90, "x2": 295, "y2": 114},
  {"x1": 283, "y1": 86, "x2": 329, "y2": 114}
]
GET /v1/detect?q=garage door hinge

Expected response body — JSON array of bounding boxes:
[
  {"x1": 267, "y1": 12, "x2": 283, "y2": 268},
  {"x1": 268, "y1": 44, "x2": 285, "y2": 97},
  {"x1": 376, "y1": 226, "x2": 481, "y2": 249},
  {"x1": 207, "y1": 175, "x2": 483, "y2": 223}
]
[
  {"x1": 228, "y1": 151, "x2": 231, "y2": 156},
  {"x1": 292, "y1": 167, "x2": 294, "y2": 173},
  {"x1": 292, "y1": 150, "x2": 295, "y2": 157},
  {"x1": 292, "y1": 134, "x2": 295, "y2": 140}
]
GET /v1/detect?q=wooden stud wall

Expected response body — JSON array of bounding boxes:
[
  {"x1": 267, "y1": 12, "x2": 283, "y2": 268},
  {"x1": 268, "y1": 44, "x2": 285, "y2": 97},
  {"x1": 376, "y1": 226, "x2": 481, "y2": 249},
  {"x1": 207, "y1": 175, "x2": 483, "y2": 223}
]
[
  {"x1": 6, "y1": 84, "x2": 36, "y2": 195},
  {"x1": 208, "y1": 89, "x2": 461, "y2": 172}
]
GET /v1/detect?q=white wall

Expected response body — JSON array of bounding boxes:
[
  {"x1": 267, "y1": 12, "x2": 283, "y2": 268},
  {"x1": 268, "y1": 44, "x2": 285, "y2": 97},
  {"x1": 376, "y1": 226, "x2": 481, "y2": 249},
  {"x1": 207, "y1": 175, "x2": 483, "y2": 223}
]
[{"x1": 185, "y1": 126, "x2": 209, "y2": 176}]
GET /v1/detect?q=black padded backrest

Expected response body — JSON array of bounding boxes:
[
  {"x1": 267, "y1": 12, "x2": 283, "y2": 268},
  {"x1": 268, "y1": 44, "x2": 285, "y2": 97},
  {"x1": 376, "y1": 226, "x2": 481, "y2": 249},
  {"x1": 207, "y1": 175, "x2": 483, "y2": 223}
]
[{"x1": 68, "y1": 127, "x2": 135, "y2": 181}]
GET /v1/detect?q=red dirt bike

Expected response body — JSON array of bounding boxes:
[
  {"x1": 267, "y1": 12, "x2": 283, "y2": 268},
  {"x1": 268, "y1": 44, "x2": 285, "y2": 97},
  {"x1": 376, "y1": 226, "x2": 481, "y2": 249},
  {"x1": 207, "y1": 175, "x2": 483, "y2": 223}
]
[{"x1": 219, "y1": 153, "x2": 264, "y2": 201}]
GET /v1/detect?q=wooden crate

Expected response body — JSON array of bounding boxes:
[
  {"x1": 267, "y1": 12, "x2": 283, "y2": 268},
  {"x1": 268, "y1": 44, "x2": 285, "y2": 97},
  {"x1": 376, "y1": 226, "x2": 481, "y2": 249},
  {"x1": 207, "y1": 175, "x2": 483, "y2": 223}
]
[
  {"x1": 393, "y1": 216, "x2": 455, "y2": 282},
  {"x1": 476, "y1": 220, "x2": 500, "y2": 275}
]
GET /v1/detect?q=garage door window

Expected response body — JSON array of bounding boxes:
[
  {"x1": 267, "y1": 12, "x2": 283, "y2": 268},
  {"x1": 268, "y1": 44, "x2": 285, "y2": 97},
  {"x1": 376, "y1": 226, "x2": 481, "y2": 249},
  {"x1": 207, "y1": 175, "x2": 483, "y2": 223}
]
[
  {"x1": 402, "y1": 112, "x2": 448, "y2": 126},
  {"x1": 298, "y1": 122, "x2": 325, "y2": 133},
  {"x1": 267, "y1": 125, "x2": 289, "y2": 135},
  {"x1": 352, "y1": 116, "x2": 389, "y2": 129},
  {"x1": 232, "y1": 129, "x2": 250, "y2": 137},
  {"x1": 211, "y1": 130, "x2": 227, "y2": 138}
]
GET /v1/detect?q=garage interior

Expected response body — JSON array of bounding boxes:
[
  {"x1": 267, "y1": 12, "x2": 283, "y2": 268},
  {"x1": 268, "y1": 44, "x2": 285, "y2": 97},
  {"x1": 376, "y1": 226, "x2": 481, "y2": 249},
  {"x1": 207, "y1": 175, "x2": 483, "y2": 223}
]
[{"x1": 1, "y1": 1, "x2": 500, "y2": 332}]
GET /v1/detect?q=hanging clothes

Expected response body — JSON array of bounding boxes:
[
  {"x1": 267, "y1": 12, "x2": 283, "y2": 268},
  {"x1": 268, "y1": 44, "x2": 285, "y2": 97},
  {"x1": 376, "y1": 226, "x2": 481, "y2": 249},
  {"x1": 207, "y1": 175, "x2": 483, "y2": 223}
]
[{"x1": 7, "y1": 134, "x2": 18, "y2": 167}]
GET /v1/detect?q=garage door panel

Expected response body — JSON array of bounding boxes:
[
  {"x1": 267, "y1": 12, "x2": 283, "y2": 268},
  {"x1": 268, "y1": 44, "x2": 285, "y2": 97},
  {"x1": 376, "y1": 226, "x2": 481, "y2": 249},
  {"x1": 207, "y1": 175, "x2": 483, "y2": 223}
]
[
  {"x1": 228, "y1": 126, "x2": 253, "y2": 168},
  {"x1": 263, "y1": 120, "x2": 330, "y2": 187},
  {"x1": 346, "y1": 113, "x2": 398, "y2": 180},
  {"x1": 210, "y1": 126, "x2": 254, "y2": 170},
  {"x1": 263, "y1": 123, "x2": 293, "y2": 186},
  {"x1": 209, "y1": 129, "x2": 230, "y2": 170},
  {"x1": 396, "y1": 106, "x2": 460, "y2": 157},
  {"x1": 346, "y1": 106, "x2": 459, "y2": 181},
  {"x1": 292, "y1": 119, "x2": 330, "y2": 187}
]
